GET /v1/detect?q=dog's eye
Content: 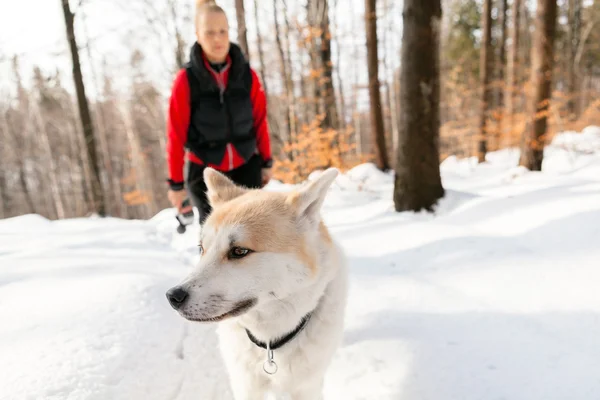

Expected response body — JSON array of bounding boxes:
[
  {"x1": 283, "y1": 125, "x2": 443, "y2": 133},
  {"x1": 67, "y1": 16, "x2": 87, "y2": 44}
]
[
  {"x1": 198, "y1": 243, "x2": 204, "y2": 255},
  {"x1": 228, "y1": 246, "x2": 251, "y2": 259}
]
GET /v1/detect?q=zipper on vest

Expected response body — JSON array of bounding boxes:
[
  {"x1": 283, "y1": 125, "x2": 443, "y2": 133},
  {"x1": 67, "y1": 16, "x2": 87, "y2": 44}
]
[
  {"x1": 227, "y1": 144, "x2": 233, "y2": 170},
  {"x1": 214, "y1": 69, "x2": 233, "y2": 169}
]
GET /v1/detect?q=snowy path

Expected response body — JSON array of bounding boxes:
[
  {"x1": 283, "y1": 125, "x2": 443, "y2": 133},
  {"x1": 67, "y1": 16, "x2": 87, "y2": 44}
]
[
  {"x1": 1, "y1": 128, "x2": 600, "y2": 400},
  {"x1": 0, "y1": 216, "x2": 233, "y2": 400}
]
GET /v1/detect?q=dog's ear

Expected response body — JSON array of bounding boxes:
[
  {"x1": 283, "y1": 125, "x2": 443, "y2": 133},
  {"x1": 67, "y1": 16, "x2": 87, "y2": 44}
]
[
  {"x1": 287, "y1": 168, "x2": 338, "y2": 226},
  {"x1": 203, "y1": 167, "x2": 248, "y2": 207}
]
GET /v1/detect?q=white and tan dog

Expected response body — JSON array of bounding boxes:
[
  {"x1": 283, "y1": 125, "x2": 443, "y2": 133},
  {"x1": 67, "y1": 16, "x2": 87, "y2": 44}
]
[{"x1": 166, "y1": 167, "x2": 348, "y2": 399}]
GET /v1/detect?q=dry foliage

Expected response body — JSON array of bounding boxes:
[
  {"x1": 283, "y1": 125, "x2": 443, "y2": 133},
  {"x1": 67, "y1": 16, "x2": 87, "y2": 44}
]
[{"x1": 273, "y1": 114, "x2": 370, "y2": 183}]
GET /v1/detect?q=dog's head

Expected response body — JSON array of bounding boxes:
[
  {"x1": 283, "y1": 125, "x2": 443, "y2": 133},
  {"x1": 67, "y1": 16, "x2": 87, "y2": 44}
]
[{"x1": 166, "y1": 167, "x2": 338, "y2": 322}]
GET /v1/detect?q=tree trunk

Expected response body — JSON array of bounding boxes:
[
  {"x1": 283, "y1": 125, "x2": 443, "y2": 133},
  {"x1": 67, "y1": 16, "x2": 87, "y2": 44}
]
[
  {"x1": 0, "y1": 114, "x2": 13, "y2": 217},
  {"x1": 282, "y1": 1, "x2": 301, "y2": 135},
  {"x1": 306, "y1": 0, "x2": 324, "y2": 123},
  {"x1": 350, "y1": 11, "x2": 362, "y2": 156},
  {"x1": 32, "y1": 104, "x2": 66, "y2": 219},
  {"x1": 306, "y1": 0, "x2": 339, "y2": 131},
  {"x1": 383, "y1": 0, "x2": 399, "y2": 158},
  {"x1": 61, "y1": 0, "x2": 106, "y2": 216},
  {"x1": 394, "y1": 0, "x2": 445, "y2": 212},
  {"x1": 9, "y1": 56, "x2": 36, "y2": 215},
  {"x1": 169, "y1": 0, "x2": 186, "y2": 69},
  {"x1": 519, "y1": 0, "x2": 558, "y2": 171},
  {"x1": 478, "y1": 0, "x2": 493, "y2": 162},
  {"x1": 273, "y1": 0, "x2": 294, "y2": 152},
  {"x1": 365, "y1": 0, "x2": 390, "y2": 170},
  {"x1": 81, "y1": 6, "x2": 113, "y2": 216},
  {"x1": 506, "y1": 0, "x2": 521, "y2": 144},
  {"x1": 235, "y1": 0, "x2": 250, "y2": 60},
  {"x1": 496, "y1": 0, "x2": 508, "y2": 148},
  {"x1": 253, "y1": 0, "x2": 284, "y2": 159},
  {"x1": 318, "y1": 0, "x2": 339, "y2": 130},
  {"x1": 253, "y1": 0, "x2": 269, "y2": 95},
  {"x1": 331, "y1": 0, "x2": 347, "y2": 128},
  {"x1": 0, "y1": 171, "x2": 5, "y2": 218},
  {"x1": 566, "y1": 0, "x2": 581, "y2": 119}
]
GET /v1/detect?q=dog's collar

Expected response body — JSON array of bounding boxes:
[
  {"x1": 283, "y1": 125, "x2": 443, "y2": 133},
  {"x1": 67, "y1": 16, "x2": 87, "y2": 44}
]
[{"x1": 245, "y1": 312, "x2": 313, "y2": 351}]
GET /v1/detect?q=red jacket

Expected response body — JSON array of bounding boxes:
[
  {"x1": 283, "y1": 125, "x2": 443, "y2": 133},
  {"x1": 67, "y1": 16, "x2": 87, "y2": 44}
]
[{"x1": 166, "y1": 53, "x2": 271, "y2": 186}]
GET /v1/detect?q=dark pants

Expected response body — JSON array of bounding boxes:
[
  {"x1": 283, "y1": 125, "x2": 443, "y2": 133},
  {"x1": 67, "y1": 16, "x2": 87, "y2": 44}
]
[{"x1": 186, "y1": 154, "x2": 263, "y2": 224}]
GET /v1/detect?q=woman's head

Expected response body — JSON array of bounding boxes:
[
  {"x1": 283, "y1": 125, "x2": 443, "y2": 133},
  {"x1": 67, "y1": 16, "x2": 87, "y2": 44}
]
[{"x1": 195, "y1": 0, "x2": 230, "y2": 63}]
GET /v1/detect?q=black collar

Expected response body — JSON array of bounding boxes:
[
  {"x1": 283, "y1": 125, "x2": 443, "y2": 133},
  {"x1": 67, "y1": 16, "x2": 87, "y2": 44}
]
[{"x1": 245, "y1": 312, "x2": 313, "y2": 351}]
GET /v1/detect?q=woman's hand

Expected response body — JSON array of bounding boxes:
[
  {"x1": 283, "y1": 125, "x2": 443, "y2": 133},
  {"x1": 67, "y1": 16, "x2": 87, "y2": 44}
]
[
  {"x1": 261, "y1": 168, "x2": 273, "y2": 187},
  {"x1": 168, "y1": 189, "x2": 192, "y2": 214}
]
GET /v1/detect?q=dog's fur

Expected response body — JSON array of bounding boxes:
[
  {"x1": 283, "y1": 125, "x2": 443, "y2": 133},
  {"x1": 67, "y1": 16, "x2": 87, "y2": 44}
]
[{"x1": 167, "y1": 167, "x2": 348, "y2": 399}]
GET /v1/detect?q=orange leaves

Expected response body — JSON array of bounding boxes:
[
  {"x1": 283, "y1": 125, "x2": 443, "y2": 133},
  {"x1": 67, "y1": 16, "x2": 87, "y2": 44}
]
[
  {"x1": 272, "y1": 115, "x2": 364, "y2": 184},
  {"x1": 122, "y1": 190, "x2": 151, "y2": 206}
]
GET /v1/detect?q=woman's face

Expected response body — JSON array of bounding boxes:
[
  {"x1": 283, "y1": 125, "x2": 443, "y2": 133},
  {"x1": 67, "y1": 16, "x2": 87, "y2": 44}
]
[{"x1": 196, "y1": 11, "x2": 230, "y2": 63}]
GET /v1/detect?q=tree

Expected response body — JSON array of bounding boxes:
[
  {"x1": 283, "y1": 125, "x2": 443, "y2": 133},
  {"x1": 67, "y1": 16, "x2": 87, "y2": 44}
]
[
  {"x1": 566, "y1": 0, "x2": 582, "y2": 118},
  {"x1": 506, "y1": 0, "x2": 521, "y2": 140},
  {"x1": 496, "y1": 0, "x2": 508, "y2": 146},
  {"x1": 477, "y1": 0, "x2": 493, "y2": 162},
  {"x1": 169, "y1": 0, "x2": 187, "y2": 69},
  {"x1": 61, "y1": 0, "x2": 106, "y2": 216},
  {"x1": 365, "y1": 0, "x2": 390, "y2": 171},
  {"x1": 253, "y1": 0, "x2": 268, "y2": 95},
  {"x1": 394, "y1": 0, "x2": 445, "y2": 212},
  {"x1": 519, "y1": 0, "x2": 558, "y2": 171},
  {"x1": 235, "y1": 0, "x2": 250, "y2": 60},
  {"x1": 306, "y1": 0, "x2": 339, "y2": 130},
  {"x1": 273, "y1": 0, "x2": 296, "y2": 152}
]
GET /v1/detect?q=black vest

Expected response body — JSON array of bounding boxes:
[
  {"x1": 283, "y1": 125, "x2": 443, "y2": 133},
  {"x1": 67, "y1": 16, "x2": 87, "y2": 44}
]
[{"x1": 184, "y1": 42, "x2": 256, "y2": 166}]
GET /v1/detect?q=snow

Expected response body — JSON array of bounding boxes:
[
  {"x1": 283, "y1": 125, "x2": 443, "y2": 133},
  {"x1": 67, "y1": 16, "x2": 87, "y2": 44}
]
[{"x1": 2, "y1": 126, "x2": 600, "y2": 400}]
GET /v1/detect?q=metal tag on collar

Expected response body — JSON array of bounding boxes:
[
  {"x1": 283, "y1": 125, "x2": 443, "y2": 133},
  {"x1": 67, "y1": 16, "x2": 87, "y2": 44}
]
[{"x1": 263, "y1": 341, "x2": 278, "y2": 375}]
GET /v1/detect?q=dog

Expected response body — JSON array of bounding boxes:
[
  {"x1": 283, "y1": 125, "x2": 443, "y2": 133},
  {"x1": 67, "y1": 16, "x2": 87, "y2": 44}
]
[{"x1": 166, "y1": 167, "x2": 348, "y2": 399}]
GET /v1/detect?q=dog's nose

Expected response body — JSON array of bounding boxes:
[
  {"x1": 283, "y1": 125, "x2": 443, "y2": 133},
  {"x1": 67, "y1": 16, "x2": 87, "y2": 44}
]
[{"x1": 166, "y1": 286, "x2": 189, "y2": 309}]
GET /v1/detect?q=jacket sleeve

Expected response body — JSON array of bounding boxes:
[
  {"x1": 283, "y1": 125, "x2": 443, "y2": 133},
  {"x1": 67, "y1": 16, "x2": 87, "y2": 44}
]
[
  {"x1": 166, "y1": 69, "x2": 190, "y2": 189},
  {"x1": 250, "y1": 69, "x2": 272, "y2": 167}
]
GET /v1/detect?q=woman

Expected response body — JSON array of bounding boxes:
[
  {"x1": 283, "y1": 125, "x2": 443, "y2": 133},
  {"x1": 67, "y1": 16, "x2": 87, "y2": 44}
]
[{"x1": 166, "y1": 0, "x2": 273, "y2": 224}]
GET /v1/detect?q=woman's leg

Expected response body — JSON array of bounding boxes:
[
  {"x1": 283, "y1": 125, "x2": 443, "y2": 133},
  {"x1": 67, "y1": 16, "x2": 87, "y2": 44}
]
[
  {"x1": 226, "y1": 154, "x2": 263, "y2": 189},
  {"x1": 185, "y1": 161, "x2": 212, "y2": 224}
]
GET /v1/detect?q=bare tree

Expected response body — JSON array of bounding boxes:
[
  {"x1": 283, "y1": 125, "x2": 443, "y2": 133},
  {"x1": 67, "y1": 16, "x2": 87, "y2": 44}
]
[
  {"x1": 235, "y1": 0, "x2": 250, "y2": 59},
  {"x1": 394, "y1": 0, "x2": 445, "y2": 212},
  {"x1": 169, "y1": 0, "x2": 187, "y2": 69},
  {"x1": 8, "y1": 57, "x2": 36, "y2": 215},
  {"x1": 567, "y1": 0, "x2": 582, "y2": 118},
  {"x1": 61, "y1": 0, "x2": 106, "y2": 216},
  {"x1": 307, "y1": 0, "x2": 339, "y2": 129},
  {"x1": 496, "y1": 0, "x2": 508, "y2": 146},
  {"x1": 253, "y1": 0, "x2": 268, "y2": 94},
  {"x1": 331, "y1": 0, "x2": 347, "y2": 128},
  {"x1": 506, "y1": 0, "x2": 522, "y2": 141},
  {"x1": 382, "y1": 0, "x2": 399, "y2": 158},
  {"x1": 274, "y1": 0, "x2": 297, "y2": 153},
  {"x1": 519, "y1": 0, "x2": 558, "y2": 171},
  {"x1": 0, "y1": 108, "x2": 14, "y2": 217},
  {"x1": 365, "y1": 0, "x2": 390, "y2": 170},
  {"x1": 31, "y1": 102, "x2": 66, "y2": 219},
  {"x1": 478, "y1": 0, "x2": 493, "y2": 162}
]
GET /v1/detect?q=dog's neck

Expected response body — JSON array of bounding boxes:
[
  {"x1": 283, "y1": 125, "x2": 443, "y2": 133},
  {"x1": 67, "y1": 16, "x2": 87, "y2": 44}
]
[
  {"x1": 238, "y1": 275, "x2": 329, "y2": 345},
  {"x1": 237, "y1": 235, "x2": 339, "y2": 346}
]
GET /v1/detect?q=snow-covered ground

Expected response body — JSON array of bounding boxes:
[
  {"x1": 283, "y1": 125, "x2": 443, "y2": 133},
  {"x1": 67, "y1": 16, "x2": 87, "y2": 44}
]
[{"x1": 1, "y1": 126, "x2": 600, "y2": 400}]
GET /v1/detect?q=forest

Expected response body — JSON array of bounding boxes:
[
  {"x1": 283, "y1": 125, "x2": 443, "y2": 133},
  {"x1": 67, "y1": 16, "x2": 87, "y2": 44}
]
[{"x1": 0, "y1": 0, "x2": 598, "y2": 220}]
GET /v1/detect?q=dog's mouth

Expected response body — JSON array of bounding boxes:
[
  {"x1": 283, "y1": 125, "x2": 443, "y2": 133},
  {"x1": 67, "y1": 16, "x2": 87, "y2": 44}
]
[{"x1": 182, "y1": 298, "x2": 257, "y2": 322}]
